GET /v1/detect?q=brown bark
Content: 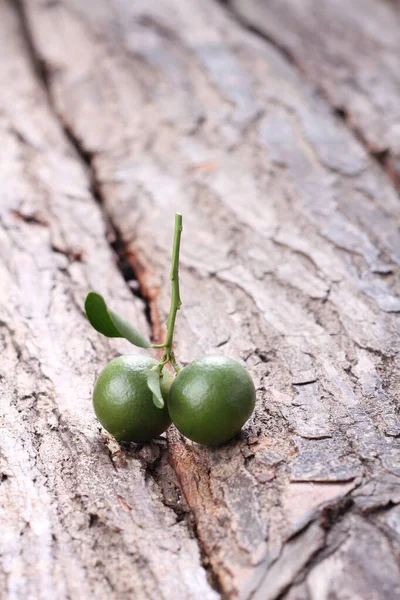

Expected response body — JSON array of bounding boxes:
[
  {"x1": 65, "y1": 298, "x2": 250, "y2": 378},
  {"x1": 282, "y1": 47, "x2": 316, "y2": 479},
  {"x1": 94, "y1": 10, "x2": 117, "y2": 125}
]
[{"x1": 1, "y1": 0, "x2": 400, "y2": 598}]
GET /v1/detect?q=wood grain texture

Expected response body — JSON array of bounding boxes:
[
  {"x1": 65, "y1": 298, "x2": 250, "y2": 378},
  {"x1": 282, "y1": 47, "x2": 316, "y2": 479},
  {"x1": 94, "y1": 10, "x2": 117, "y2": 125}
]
[
  {"x1": 0, "y1": 2, "x2": 216, "y2": 599},
  {"x1": 5, "y1": 0, "x2": 400, "y2": 597},
  {"x1": 228, "y1": 0, "x2": 400, "y2": 187}
]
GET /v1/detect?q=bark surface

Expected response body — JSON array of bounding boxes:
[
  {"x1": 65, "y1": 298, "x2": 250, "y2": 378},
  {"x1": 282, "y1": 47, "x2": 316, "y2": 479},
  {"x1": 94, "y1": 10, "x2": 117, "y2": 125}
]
[
  {"x1": 2, "y1": 0, "x2": 400, "y2": 598},
  {"x1": 229, "y1": 0, "x2": 400, "y2": 186}
]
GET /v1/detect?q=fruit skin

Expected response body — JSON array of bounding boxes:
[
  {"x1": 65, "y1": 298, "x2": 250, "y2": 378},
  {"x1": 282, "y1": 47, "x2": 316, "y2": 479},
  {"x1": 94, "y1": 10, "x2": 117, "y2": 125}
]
[
  {"x1": 168, "y1": 355, "x2": 256, "y2": 445},
  {"x1": 93, "y1": 355, "x2": 174, "y2": 442}
]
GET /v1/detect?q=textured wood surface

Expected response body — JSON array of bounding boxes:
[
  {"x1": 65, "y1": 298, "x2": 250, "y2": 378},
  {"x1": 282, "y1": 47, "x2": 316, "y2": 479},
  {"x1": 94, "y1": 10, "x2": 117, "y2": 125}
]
[
  {"x1": 228, "y1": 0, "x2": 400, "y2": 187},
  {"x1": 0, "y1": 2, "x2": 215, "y2": 599},
  {"x1": 1, "y1": 0, "x2": 400, "y2": 598}
]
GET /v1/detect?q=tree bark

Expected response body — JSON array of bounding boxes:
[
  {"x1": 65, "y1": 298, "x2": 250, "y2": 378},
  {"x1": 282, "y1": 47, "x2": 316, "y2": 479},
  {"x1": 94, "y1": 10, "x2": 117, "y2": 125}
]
[
  {"x1": 0, "y1": 2, "x2": 215, "y2": 599},
  {"x1": 1, "y1": 0, "x2": 400, "y2": 598},
  {"x1": 228, "y1": 0, "x2": 400, "y2": 187}
]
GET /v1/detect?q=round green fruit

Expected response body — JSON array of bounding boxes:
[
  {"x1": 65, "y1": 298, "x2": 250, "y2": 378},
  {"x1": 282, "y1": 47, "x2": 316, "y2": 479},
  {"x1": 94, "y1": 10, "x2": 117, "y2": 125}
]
[
  {"x1": 93, "y1": 355, "x2": 174, "y2": 442},
  {"x1": 168, "y1": 355, "x2": 256, "y2": 445}
]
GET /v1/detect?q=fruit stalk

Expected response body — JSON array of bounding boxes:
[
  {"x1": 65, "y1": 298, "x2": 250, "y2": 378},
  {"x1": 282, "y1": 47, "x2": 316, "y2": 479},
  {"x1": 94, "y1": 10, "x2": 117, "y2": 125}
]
[{"x1": 153, "y1": 213, "x2": 183, "y2": 373}]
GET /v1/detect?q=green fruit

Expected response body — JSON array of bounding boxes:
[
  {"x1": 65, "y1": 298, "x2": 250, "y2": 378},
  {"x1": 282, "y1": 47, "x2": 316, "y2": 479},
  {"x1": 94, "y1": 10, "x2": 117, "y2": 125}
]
[
  {"x1": 93, "y1": 355, "x2": 174, "y2": 442},
  {"x1": 168, "y1": 355, "x2": 256, "y2": 445}
]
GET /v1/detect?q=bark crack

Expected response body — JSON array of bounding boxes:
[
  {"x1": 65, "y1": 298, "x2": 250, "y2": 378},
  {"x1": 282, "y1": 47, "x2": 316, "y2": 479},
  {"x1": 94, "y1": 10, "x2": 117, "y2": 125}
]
[
  {"x1": 12, "y1": 1, "x2": 222, "y2": 595},
  {"x1": 12, "y1": 0, "x2": 153, "y2": 334}
]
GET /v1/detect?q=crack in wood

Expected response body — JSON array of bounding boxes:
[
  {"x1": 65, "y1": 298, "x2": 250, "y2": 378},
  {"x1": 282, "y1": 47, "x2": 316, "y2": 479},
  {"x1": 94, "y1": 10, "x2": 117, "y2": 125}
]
[
  {"x1": 2, "y1": 2, "x2": 219, "y2": 598},
  {"x1": 10, "y1": 1, "x2": 225, "y2": 595},
  {"x1": 13, "y1": 0, "x2": 157, "y2": 337}
]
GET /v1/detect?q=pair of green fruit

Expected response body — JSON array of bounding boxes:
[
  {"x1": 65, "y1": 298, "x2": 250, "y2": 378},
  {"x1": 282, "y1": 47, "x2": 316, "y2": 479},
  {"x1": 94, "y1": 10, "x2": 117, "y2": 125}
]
[
  {"x1": 93, "y1": 353, "x2": 255, "y2": 445},
  {"x1": 87, "y1": 213, "x2": 256, "y2": 446}
]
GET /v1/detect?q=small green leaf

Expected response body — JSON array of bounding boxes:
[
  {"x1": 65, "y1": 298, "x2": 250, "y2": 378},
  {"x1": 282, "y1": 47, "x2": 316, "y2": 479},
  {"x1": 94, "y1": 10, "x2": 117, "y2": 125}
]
[
  {"x1": 147, "y1": 368, "x2": 164, "y2": 409},
  {"x1": 108, "y1": 309, "x2": 151, "y2": 349},
  {"x1": 85, "y1": 292, "x2": 151, "y2": 348},
  {"x1": 85, "y1": 292, "x2": 121, "y2": 337}
]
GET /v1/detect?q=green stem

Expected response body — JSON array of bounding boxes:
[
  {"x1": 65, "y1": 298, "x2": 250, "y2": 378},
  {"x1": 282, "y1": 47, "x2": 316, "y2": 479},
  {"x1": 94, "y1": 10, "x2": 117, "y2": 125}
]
[{"x1": 152, "y1": 213, "x2": 183, "y2": 373}]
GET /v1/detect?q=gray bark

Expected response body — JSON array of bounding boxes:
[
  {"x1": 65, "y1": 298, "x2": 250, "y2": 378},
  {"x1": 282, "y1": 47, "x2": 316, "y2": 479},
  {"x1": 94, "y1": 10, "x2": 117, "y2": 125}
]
[
  {"x1": 0, "y1": 2, "x2": 215, "y2": 599},
  {"x1": 1, "y1": 0, "x2": 400, "y2": 598},
  {"x1": 228, "y1": 0, "x2": 400, "y2": 187}
]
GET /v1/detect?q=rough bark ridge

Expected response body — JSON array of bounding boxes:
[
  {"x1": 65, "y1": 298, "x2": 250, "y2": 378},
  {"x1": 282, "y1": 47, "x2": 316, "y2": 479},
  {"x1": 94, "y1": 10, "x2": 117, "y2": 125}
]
[
  {"x1": 1, "y1": 0, "x2": 400, "y2": 598},
  {"x1": 0, "y1": 2, "x2": 216, "y2": 599},
  {"x1": 228, "y1": 0, "x2": 400, "y2": 187}
]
